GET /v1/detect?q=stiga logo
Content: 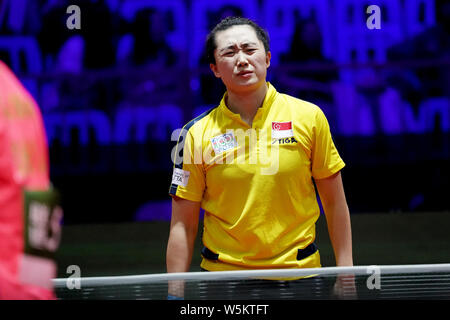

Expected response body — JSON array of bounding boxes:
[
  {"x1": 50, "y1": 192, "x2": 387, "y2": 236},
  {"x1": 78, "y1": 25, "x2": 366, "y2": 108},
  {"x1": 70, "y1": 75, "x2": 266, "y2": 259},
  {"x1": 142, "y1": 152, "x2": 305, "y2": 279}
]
[{"x1": 274, "y1": 137, "x2": 297, "y2": 145}]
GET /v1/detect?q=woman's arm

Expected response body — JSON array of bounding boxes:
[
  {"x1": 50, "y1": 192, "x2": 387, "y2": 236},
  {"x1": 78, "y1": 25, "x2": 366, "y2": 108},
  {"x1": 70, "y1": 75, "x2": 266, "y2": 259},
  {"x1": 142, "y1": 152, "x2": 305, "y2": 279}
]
[
  {"x1": 166, "y1": 196, "x2": 201, "y2": 297},
  {"x1": 315, "y1": 171, "x2": 355, "y2": 298},
  {"x1": 315, "y1": 171, "x2": 353, "y2": 266}
]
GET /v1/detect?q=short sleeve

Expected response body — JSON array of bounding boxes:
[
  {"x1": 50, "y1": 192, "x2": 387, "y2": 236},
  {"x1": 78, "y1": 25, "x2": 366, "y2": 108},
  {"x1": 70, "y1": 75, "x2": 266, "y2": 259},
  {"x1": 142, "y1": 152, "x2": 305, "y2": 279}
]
[
  {"x1": 311, "y1": 109, "x2": 345, "y2": 179},
  {"x1": 168, "y1": 128, "x2": 205, "y2": 202}
]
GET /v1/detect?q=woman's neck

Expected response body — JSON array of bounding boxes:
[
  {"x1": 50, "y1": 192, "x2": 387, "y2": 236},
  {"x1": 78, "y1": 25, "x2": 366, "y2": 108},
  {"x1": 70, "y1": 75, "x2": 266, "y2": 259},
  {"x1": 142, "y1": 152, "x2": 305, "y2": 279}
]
[{"x1": 226, "y1": 83, "x2": 268, "y2": 126}]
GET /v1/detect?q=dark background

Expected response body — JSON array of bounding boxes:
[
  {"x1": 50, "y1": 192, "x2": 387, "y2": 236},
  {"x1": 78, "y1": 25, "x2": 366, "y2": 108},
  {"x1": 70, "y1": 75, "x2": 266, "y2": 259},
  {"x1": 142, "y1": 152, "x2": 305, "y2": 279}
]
[
  {"x1": 0, "y1": 0, "x2": 449, "y2": 276},
  {"x1": 1, "y1": 0, "x2": 448, "y2": 223}
]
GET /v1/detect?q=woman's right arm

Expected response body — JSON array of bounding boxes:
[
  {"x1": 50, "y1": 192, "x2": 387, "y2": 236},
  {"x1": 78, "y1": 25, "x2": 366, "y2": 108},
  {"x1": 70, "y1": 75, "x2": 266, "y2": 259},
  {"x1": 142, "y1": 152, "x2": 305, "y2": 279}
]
[{"x1": 166, "y1": 196, "x2": 201, "y2": 298}]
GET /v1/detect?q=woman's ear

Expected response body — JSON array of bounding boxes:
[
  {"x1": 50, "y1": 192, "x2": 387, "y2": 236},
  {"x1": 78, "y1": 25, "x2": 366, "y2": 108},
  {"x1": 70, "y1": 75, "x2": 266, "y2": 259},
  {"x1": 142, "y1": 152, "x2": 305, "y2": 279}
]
[
  {"x1": 266, "y1": 51, "x2": 271, "y2": 68},
  {"x1": 210, "y1": 63, "x2": 221, "y2": 78}
]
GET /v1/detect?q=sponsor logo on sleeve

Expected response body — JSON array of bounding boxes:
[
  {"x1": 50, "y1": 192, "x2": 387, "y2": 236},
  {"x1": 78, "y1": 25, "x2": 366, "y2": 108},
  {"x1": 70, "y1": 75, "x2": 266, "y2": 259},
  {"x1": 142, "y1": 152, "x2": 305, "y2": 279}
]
[{"x1": 172, "y1": 168, "x2": 190, "y2": 187}]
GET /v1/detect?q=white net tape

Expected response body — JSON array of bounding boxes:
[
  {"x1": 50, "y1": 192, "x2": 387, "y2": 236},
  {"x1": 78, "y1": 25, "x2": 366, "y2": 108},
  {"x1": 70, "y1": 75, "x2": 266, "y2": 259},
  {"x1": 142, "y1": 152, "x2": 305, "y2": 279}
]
[{"x1": 53, "y1": 263, "x2": 450, "y2": 300}]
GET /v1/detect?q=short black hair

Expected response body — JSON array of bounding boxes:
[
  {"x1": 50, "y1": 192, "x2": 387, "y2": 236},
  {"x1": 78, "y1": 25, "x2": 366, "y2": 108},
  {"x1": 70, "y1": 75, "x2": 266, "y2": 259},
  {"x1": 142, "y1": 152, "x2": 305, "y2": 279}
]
[{"x1": 206, "y1": 16, "x2": 270, "y2": 65}]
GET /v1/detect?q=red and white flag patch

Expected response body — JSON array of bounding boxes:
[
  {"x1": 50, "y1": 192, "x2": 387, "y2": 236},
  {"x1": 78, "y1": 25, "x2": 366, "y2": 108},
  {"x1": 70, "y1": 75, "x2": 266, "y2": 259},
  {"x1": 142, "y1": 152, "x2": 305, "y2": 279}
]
[{"x1": 271, "y1": 121, "x2": 294, "y2": 139}]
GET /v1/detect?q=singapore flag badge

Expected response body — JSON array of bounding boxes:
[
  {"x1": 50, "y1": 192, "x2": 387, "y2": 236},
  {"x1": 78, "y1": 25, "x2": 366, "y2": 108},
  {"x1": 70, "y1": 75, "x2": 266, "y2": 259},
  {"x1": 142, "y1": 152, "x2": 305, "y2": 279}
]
[{"x1": 271, "y1": 121, "x2": 294, "y2": 139}]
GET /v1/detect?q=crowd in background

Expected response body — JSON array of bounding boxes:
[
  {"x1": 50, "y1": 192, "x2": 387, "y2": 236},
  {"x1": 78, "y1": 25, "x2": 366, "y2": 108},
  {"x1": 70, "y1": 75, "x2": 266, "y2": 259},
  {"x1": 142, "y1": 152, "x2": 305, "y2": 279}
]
[
  {"x1": 0, "y1": 1, "x2": 449, "y2": 135},
  {"x1": 0, "y1": 0, "x2": 449, "y2": 219}
]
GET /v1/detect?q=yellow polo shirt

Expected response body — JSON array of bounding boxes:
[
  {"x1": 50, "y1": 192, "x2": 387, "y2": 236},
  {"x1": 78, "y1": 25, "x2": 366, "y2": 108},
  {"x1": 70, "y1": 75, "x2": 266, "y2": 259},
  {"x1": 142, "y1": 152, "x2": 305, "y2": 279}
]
[{"x1": 169, "y1": 82, "x2": 345, "y2": 271}]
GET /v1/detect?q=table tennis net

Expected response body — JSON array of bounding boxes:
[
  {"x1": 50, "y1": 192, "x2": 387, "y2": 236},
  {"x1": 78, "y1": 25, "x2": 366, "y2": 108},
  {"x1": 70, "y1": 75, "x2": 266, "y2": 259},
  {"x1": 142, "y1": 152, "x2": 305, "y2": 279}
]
[{"x1": 53, "y1": 264, "x2": 450, "y2": 300}]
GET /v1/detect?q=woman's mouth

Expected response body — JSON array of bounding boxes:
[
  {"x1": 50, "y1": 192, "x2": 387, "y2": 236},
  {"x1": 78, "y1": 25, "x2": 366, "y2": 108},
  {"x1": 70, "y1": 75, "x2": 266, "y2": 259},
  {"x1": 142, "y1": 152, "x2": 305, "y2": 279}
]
[{"x1": 237, "y1": 70, "x2": 253, "y2": 77}]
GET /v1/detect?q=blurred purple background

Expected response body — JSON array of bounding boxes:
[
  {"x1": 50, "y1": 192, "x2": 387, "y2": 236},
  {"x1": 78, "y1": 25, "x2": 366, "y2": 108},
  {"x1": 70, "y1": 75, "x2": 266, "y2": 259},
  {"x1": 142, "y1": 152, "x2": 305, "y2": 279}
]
[{"x1": 1, "y1": 0, "x2": 448, "y2": 223}]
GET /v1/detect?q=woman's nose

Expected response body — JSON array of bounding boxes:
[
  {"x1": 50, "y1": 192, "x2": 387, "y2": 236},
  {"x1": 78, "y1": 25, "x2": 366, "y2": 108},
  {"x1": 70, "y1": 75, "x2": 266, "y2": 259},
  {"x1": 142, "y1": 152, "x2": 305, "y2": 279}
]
[{"x1": 236, "y1": 51, "x2": 249, "y2": 67}]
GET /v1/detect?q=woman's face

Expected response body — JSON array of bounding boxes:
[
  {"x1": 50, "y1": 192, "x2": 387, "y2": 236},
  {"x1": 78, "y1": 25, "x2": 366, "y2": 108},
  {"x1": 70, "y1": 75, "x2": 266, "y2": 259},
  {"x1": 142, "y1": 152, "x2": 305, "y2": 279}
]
[{"x1": 210, "y1": 24, "x2": 271, "y2": 94}]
